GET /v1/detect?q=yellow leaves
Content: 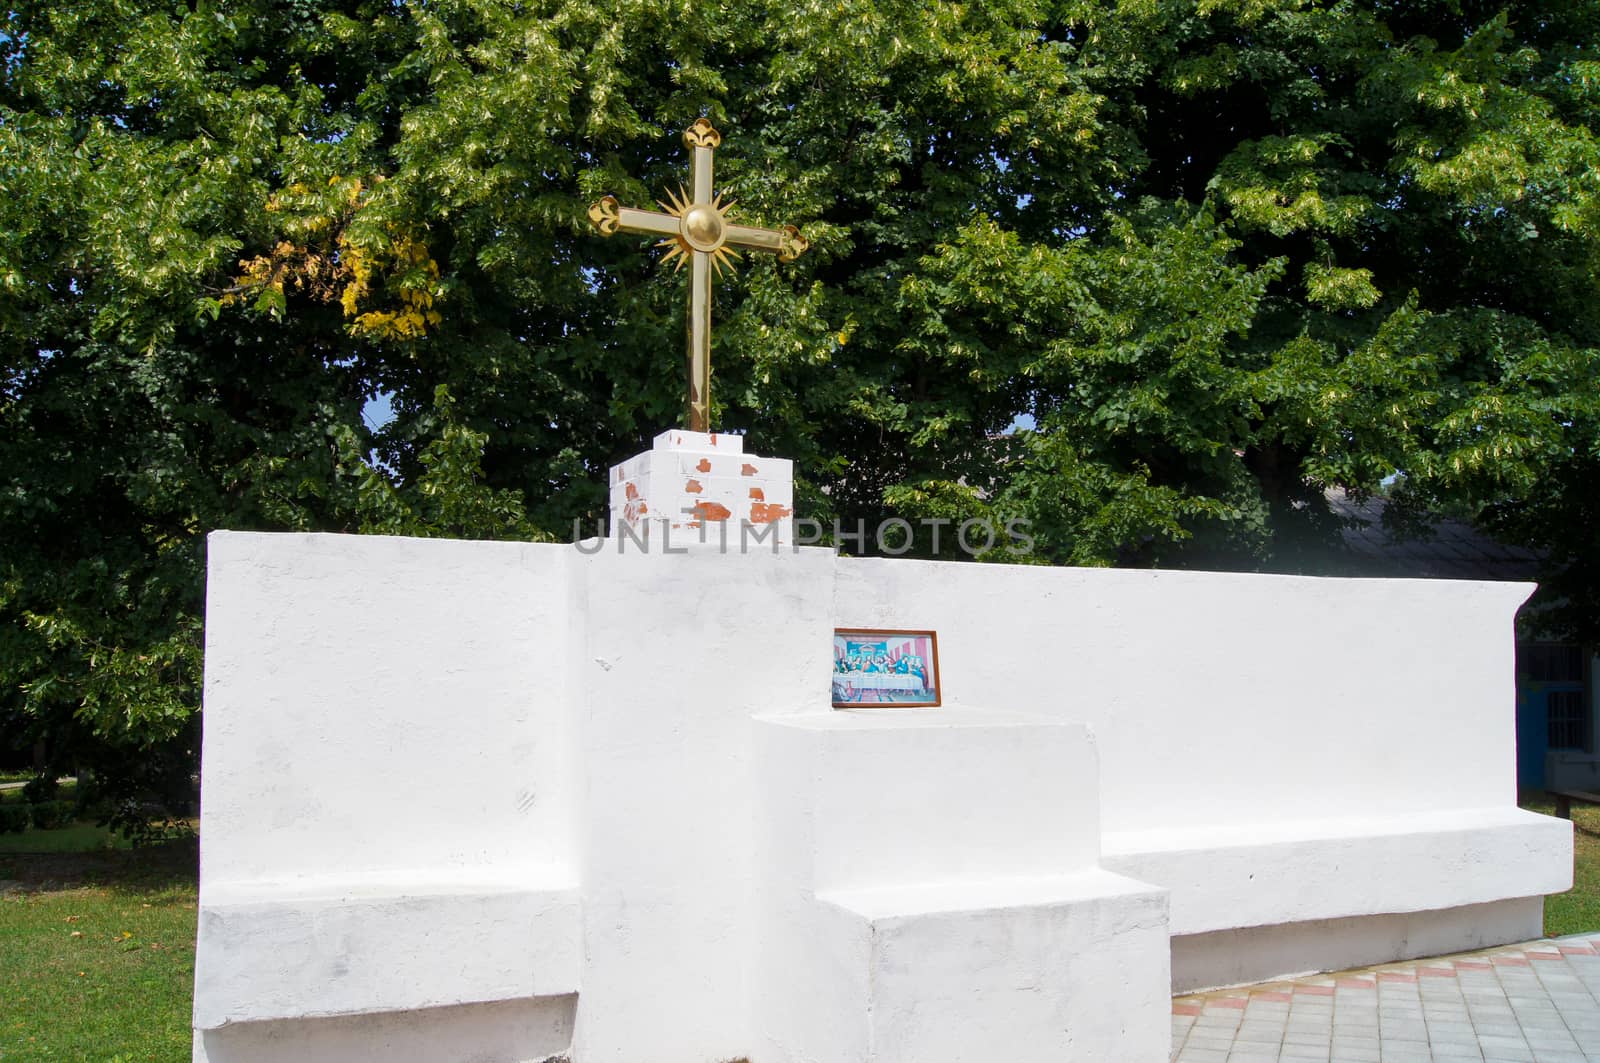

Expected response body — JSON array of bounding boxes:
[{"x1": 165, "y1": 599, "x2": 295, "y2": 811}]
[
  {"x1": 339, "y1": 246, "x2": 370, "y2": 319},
  {"x1": 343, "y1": 234, "x2": 443, "y2": 341},
  {"x1": 223, "y1": 240, "x2": 349, "y2": 314},
  {"x1": 225, "y1": 176, "x2": 443, "y2": 340},
  {"x1": 352, "y1": 304, "x2": 442, "y2": 342}
]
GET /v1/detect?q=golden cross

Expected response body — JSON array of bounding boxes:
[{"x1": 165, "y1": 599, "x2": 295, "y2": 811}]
[{"x1": 588, "y1": 118, "x2": 809, "y2": 433}]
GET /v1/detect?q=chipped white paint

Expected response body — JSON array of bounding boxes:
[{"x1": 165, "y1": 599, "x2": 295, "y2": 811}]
[{"x1": 195, "y1": 530, "x2": 1571, "y2": 1062}]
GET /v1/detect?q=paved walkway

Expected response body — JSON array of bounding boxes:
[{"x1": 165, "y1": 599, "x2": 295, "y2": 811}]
[
  {"x1": 0, "y1": 776, "x2": 73, "y2": 792},
  {"x1": 1172, "y1": 933, "x2": 1600, "y2": 1062}
]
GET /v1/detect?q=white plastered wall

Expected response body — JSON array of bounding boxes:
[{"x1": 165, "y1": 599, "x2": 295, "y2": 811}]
[
  {"x1": 568, "y1": 542, "x2": 837, "y2": 1062},
  {"x1": 194, "y1": 533, "x2": 1573, "y2": 1059},
  {"x1": 834, "y1": 557, "x2": 1572, "y2": 984},
  {"x1": 835, "y1": 558, "x2": 1528, "y2": 830},
  {"x1": 194, "y1": 533, "x2": 583, "y2": 1059}
]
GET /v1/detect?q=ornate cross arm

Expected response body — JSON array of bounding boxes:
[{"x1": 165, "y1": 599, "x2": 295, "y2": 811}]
[{"x1": 587, "y1": 118, "x2": 809, "y2": 432}]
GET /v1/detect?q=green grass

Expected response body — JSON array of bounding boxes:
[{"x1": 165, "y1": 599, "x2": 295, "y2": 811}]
[
  {"x1": 0, "y1": 842, "x2": 197, "y2": 1062},
  {"x1": 0, "y1": 785, "x2": 129, "y2": 854},
  {"x1": 0, "y1": 823, "x2": 130, "y2": 855},
  {"x1": 1521, "y1": 790, "x2": 1600, "y2": 938},
  {"x1": 0, "y1": 794, "x2": 1588, "y2": 1062}
]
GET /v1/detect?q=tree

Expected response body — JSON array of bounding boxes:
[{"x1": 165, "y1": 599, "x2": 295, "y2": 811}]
[
  {"x1": 3, "y1": 0, "x2": 1598, "y2": 812},
  {"x1": 928, "y1": 2, "x2": 1600, "y2": 624}
]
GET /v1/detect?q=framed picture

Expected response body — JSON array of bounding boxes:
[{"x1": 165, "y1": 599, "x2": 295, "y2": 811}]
[{"x1": 831, "y1": 629, "x2": 941, "y2": 708}]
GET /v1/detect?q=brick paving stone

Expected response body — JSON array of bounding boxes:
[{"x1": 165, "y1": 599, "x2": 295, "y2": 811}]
[
  {"x1": 1174, "y1": 1049, "x2": 1228, "y2": 1063},
  {"x1": 1432, "y1": 1020, "x2": 1482, "y2": 1043},
  {"x1": 1169, "y1": 933, "x2": 1600, "y2": 1063}
]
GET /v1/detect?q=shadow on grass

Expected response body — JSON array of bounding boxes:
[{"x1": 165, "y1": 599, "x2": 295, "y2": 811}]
[
  {"x1": 0, "y1": 837, "x2": 198, "y2": 894},
  {"x1": 1522, "y1": 789, "x2": 1600, "y2": 839},
  {"x1": 1520, "y1": 789, "x2": 1600, "y2": 937}
]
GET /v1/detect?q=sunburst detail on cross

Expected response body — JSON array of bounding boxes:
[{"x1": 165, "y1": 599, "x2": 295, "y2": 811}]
[{"x1": 588, "y1": 118, "x2": 809, "y2": 433}]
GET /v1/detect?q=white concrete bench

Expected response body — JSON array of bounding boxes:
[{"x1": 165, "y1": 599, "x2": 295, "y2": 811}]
[{"x1": 1104, "y1": 807, "x2": 1570, "y2": 990}]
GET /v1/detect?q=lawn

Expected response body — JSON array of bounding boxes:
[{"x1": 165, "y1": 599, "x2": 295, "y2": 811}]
[
  {"x1": 0, "y1": 794, "x2": 1593, "y2": 1061},
  {"x1": 0, "y1": 840, "x2": 197, "y2": 1062},
  {"x1": 1521, "y1": 790, "x2": 1600, "y2": 938},
  {"x1": 0, "y1": 783, "x2": 131, "y2": 855},
  {"x1": 0, "y1": 823, "x2": 131, "y2": 855}
]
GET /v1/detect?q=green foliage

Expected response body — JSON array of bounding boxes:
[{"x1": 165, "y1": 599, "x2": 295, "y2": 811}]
[
  {"x1": 20, "y1": 775, "x2": 58, "y2": 805},
  {"x1": 26, "y1": 799, "x2": 72, "y2": 831},
  {"x1": 2, "y1": 0, "x2": 1599, "y2": 798},
  {"x1": 0, "y1": 802, "x2": 29, "y2": 835}
]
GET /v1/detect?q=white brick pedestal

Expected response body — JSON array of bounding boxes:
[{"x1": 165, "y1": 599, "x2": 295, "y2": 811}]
[{"x1": 609, "y1": 430, "x2": 794, "y2": 546}]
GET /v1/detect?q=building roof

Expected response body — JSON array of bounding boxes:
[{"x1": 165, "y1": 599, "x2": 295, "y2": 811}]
[{"x1": 1325, "y1": 492, "x2": 1543, "y2": 582}]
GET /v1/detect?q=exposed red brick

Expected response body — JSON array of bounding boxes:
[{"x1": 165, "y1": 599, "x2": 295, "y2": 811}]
[
  {"x1": 697, "y1": 458, "x2": 712, "y2": 473},
  {"x1": 685, "y1": 478, "x2": 704, "y2": 494},
  {"x1": 693, "y1": 501, "x2": 733, "y2": 521},
  {"x1": 749, "y1": 487, "x2": 765, "y2": 501},
  {"x1": 625, "y1": 482, "x2": 638, "y2": 500},
  {"x1": 741, "y1": 463, "x2": 758, "y2": 476},
  {"x1": 750, "y1": 502, "x2": 793, "y2": 524}
]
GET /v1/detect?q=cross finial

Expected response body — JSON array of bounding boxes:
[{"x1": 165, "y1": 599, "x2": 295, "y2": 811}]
[{"x1": 588, "y1": 120, "x2": 809, "y2": 432}]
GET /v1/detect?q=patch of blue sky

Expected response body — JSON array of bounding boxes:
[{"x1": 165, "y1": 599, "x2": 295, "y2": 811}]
[{"x1": 362, "y1": 391, "x2": 395, "y2": 431}]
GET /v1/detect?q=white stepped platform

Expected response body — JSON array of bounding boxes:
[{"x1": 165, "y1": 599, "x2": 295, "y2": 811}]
[{"x1": 751, "y1": 708, "x2": 1172, "y2": 1063}]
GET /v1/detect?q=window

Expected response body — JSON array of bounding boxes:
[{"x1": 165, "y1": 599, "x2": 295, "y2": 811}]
[
  {"x1": 1521, "y1": 644, "x2": 1585, "y2": 683},
  {"x1": 1549, "y1": 691, "x2": 1587, "y2": 750}
]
